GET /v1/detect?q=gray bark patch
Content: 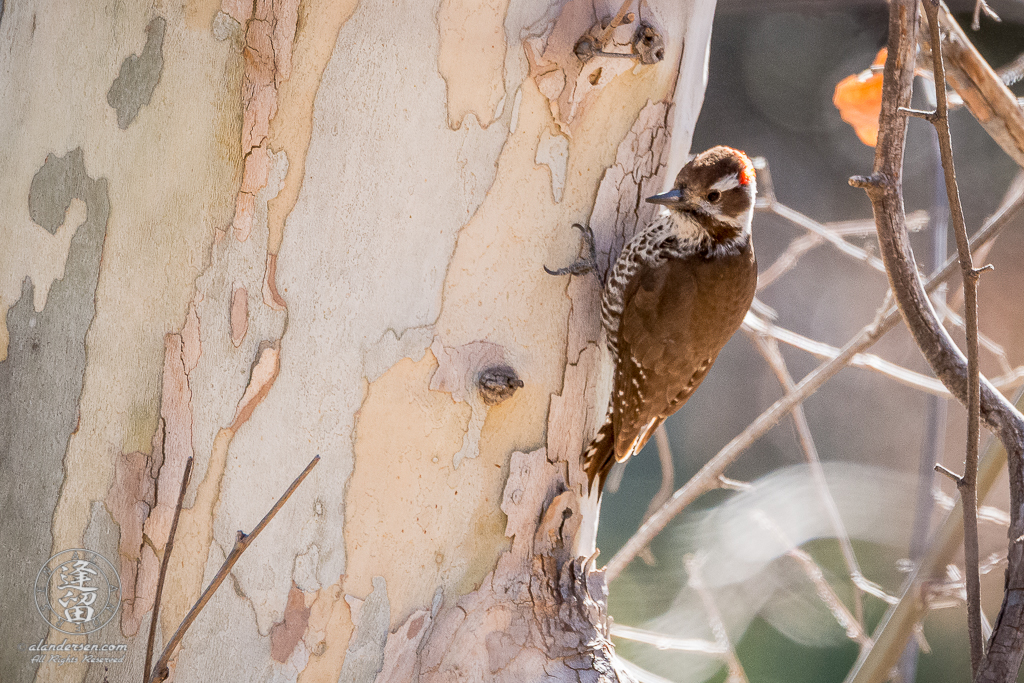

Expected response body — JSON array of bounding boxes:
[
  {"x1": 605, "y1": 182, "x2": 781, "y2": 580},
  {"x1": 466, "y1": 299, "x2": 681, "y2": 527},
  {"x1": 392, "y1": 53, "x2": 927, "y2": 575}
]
[
  {"x1": 29, "y1": 147, "x2": 92, "y2": 233},
  {"x1": 107, "y1": 16, "x2": 165, "y2": 129},
  {"x1": 338, "y1": 576, "x2": 390, "y2": 683},
  {"x1": 0, "y1": 148, "x2": 109, "y2": 682}
]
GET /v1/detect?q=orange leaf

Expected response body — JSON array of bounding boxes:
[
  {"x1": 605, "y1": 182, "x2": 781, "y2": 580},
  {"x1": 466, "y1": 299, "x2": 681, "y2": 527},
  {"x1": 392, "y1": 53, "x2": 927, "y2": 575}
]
[{"x1": 833, "y1": 48, "x2": 886, "y2": 147}]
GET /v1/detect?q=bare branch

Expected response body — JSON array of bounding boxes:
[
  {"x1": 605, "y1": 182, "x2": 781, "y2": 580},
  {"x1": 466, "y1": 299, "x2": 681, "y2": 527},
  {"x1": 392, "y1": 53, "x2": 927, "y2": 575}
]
[
  {"x1": 756, "y1": 233, "x2": 821, "y2": 290},
  {"x1": 848, "y1": 0, "x2": 1024, "y2": 678},
  {"x1": 744, "y1": 313, "x2": 951, "y2": 396},
  {"x1": 827, "y1": 211, "x2": 930, "y2": 237},
  {"x1": 765, "y1": 200, "x2": 887, "y2": 274},
  {"x1": 972, "y1": 0, "x2": 1000, "y2": 31},
  {"x1": 753, "y1": 511, "x2": 872, "y2": 649},
  {"x1": 749, "y1": 332, "x2": 866, "y2": 625},
  {"x1": 863, "y1": 0, "x2": 988, "y2": 671},
  {"x1": 686, "y1": 555, "x2": 748, "y2": 683},
  {"x1": 926, "y1": 2, "x2": 1024, "y2": 168},
  {"x1": 935, "y1": 463, "x2": 963, "y2": 484},
  {"x1": 716, "y1": 475, "x2": 752, "y2": 492},
  {"x1": 755, "y1": 210, "x2": 927, "y2": 291},
  {"x1": 609, "y1": 624, "x2": 726, "y2": 654},
  {"x1": 144, "y1": 457, "x2": 193, "y2": 683},
  {"x1": 147, "y1": 455, "x2": 320, "y2": 683}
]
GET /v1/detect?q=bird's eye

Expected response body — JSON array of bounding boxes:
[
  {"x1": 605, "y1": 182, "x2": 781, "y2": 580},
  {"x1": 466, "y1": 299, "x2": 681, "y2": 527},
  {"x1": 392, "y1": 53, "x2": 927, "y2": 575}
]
[{"x1": 707, "y1": 190, "x2": 722, "y2": 203}]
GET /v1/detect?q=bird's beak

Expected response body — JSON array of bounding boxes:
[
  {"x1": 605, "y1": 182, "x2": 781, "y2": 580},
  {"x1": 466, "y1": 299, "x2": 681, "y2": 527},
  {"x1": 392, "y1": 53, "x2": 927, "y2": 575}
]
[{"x1": 646, "y1": 189, "x2": 684, "y2": 207}]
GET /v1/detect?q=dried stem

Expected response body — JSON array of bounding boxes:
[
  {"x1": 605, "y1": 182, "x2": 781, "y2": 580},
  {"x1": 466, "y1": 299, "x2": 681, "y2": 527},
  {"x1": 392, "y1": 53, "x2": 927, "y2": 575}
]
[
  {"x1": 920, "y1": 0, "x2": 984, "y2": 670},
  {"x1": 748, "y1": 332, "x2": 866, "y2": 626},
  {"x1": 147, "y1": 455, "x2": 320, "y2": 683},
  {"x1": 849, "y1": 1, "x2": 1024, "y2": 679},
  {"x1": 686, "y1": 555, "x2": 748, "y2": 683},
  {"x1": 753, "y1": 511, "x2": 872, "y2": 648},
  {"x1": 144, "y1": 456, "x2": 193, "y2": 683},
  {"x1": 926, "y1": 2, "x2": 1024, "y2": 168}
]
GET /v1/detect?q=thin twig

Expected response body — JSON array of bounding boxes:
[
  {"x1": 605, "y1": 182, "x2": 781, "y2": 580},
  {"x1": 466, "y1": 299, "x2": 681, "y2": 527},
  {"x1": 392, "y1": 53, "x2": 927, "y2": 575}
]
[
  {"x1": 850, "y1": 1, "x2": 1024, "y2": 679},
  {"x1": 920, "y1": 1, "x2": 984, "y2": 670},
  {"x1": 636, "y1": 425, "x2": 677, "y2": 566},
  {"x1": 764, "y1": 201, "x2": 887, "y2": 274},
  {"x1": 744, "y1": 313, "x2": 951, "y2": 396},
  {"x1": 147, "y1": 455, "x2": 321, "y2": 683},
  {"x1": 756, "y1": 210, "x2": 927, "y2": 291},
  {"x1": 928, "y1": 1, "x2": 1024, "y2": 168},
  {"x1": 935, "y1": 463, "x2": 963, "y2": 483},
  {"x1": 686, "y1": 555, "x2": 748, "y2": 683},
  {"x1": 756, "y1": 233, "x2": 822, "y2": 290},
  {"x1": 752, "y1": 511, "x2": 872, "y2": 649},
  {"x1": 610, "y1": 623, "x2": 726, "y2": 654},
  {"x1": 595, "y1": 0, "x2": 635, "y2": 46},
  {"x1": 717, "y1": 475, "x2": 751, "y2": 491},
  {"x1": 844, "y1": 403, "x2": 1019, "y2": 683},
  {"x1": 144, "y1": 457, "x2": 193, "y2": 683},
  {"x1": 748, "y1": 332, "x2": 866, "y2": 627},
  {"x1": 604, "y1": 174, "x2": 1024, "y2": 584},
  {"x1": 644, "y1": 425, "x2": 676, "y2": 523},
  {"x1": 972, "y1": 0, "x2": 1000, "y2": 31}
]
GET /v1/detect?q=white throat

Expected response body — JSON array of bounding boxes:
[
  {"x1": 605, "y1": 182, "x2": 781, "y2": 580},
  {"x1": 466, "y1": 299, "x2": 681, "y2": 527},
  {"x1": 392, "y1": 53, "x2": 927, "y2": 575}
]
[
  {"x1": 663, "y1": 204, "x2": 754, "y2": 246},
  {"x1": 667, "y1": 209, "x2": 703, "y2": 241}
]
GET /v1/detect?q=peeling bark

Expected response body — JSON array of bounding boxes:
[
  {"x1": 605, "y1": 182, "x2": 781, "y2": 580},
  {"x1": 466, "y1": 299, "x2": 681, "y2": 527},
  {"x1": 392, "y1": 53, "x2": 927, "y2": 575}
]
[{"x1": 0, "y1": 0, "x2": 713, "y2": 680}]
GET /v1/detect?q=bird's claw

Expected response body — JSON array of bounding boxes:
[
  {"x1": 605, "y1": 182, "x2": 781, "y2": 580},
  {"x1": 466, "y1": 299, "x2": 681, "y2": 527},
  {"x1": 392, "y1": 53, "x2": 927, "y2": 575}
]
[{"x1": 545, "y1": 223, "x2": 598, "y2": 277}]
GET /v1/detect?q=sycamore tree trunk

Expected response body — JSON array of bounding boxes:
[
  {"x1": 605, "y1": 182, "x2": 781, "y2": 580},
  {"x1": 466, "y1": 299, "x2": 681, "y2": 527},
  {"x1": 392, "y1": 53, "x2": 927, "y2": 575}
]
[{"x1": 0, "y1": 1, "x2": 715, "y2": 681}]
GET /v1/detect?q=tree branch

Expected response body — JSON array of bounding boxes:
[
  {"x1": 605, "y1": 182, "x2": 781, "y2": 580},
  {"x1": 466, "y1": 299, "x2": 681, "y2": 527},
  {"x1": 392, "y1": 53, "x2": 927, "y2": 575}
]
[
  {"x1": 851, "y1": 1, "x2": 1024, "y2": 679},
  {"x1": 144, "y1": 456, "x2": 192, "y2": 683},
  {"x1": 147, "y1": 455, "x2": 320, "y2": 683},
  {"x1": 926, "y1": 2, "x2": 1024, "y2": 168},
  {"x1": 920, "y1": 0, "x2": 985, "y2": 670}
]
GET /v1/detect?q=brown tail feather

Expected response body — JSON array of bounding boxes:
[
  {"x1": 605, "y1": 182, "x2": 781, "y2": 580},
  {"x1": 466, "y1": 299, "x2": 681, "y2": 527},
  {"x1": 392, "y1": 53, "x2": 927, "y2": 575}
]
[{"x1": 582, "y1": 418, "x2": 616, "y2": 495}]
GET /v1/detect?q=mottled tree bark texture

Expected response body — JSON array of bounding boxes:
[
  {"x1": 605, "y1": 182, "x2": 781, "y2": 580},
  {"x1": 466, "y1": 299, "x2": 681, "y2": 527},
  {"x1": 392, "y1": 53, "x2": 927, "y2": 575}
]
[{"x1": 0, "y1": 1, "x2": 715, "y2": 681}]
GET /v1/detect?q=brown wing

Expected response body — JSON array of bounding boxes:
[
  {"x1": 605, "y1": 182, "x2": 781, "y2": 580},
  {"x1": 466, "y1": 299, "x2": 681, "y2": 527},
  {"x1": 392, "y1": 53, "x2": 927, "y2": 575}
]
[{"x1": 611, "y1": 247, "x2": 756, "y2": 462}]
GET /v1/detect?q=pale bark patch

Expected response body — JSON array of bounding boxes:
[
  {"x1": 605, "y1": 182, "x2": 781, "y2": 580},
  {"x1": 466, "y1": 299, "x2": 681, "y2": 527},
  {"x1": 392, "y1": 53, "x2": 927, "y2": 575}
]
[
  {"x1": 345, "y1": 353, "x2": 512, "y2": 625},
  {"x1": 296, "y1": 578, "x2": 354, "y2": 683},
  {"x1": 230, "y1": 282, "x2": 249, "y2": 346},
  {"x1": 266, "y1": 0, "x2": 360, "y2": 255},
  {"x1": 437, "y1": 0, "x2": 510, "y2": 130}
]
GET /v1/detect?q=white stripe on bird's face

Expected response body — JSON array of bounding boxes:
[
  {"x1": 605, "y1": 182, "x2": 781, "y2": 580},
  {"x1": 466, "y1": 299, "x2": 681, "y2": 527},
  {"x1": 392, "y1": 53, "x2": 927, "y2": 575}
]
[{"x1": 709, "y1": 172, "x2": 740, "y2": 192}]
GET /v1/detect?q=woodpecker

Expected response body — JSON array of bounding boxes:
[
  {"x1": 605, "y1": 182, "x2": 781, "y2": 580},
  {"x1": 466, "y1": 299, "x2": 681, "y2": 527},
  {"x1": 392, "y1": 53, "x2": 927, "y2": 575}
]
[{"x1": 552, "y1": 146, "x2": 758, "y2": 493}]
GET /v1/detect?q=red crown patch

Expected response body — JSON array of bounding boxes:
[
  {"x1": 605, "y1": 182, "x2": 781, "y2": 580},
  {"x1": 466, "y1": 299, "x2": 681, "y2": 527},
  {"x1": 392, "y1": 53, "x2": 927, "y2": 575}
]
[{"x1": 735, "y1": 149, "x2": 756, "y2": 186}]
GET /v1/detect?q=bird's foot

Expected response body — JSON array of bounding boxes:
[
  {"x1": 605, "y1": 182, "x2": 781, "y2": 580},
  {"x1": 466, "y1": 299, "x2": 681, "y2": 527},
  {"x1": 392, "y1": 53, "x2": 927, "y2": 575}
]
[{"x1": 544, "y1": 224, "x2": 598, "y2": 277}]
